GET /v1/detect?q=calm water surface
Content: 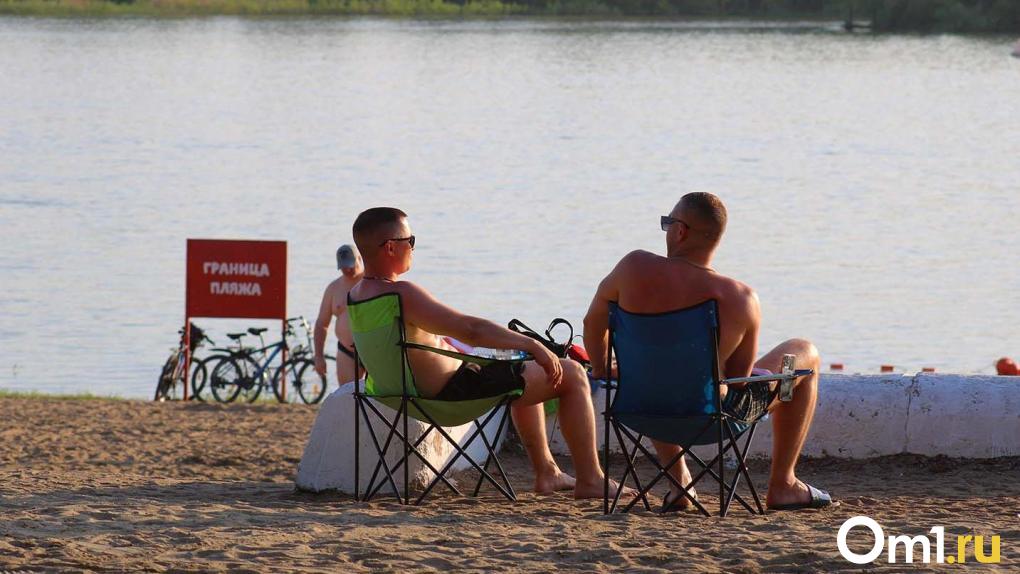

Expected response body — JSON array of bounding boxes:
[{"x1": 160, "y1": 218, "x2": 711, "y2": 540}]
[{"x1": 1, "y1": 18, "x2": 1018, "y2": 397}]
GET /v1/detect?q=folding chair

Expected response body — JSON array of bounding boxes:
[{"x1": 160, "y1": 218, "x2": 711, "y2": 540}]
[
  {"x1": 602, "y1": 300, "x2": 812, "y2": 517},
  {"x1": 349, "y1": 293, "x2": 524, "y2": 505}
]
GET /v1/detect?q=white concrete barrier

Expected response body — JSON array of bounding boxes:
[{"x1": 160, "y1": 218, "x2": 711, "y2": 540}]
[
  {"x1": 296, "y1": 383, "x2": 508, "y2": 495},
  {"x1": 548, "y1": 374, "x2": 1020, "y2": 459},
  {"x1": 298, "y1": 374, "x2": 1019, "y2": 494}
]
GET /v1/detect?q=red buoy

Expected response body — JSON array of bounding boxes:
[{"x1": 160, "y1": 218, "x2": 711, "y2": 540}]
[
  {"x1": 996, "y1": 357, "x2": 1019, "y2": 376},
  {"x1": 880, "y1": 365, "x2": 895, "y2": 373},
  {"x1": 830, "y1": 363, "x2": 844, "y2": 371}
]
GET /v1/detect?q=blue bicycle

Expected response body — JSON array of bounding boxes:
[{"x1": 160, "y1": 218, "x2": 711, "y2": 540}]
[{"x1": 208, "y1": 317, "x2": 327, "y2": 404}]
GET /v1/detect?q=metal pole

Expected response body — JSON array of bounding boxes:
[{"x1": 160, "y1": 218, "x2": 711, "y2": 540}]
[{"x1": 183, "y1": 318, "x2": 191, "y2": 401}]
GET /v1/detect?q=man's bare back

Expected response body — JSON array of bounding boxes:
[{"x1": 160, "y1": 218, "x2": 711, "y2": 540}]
[
  {"x1": 347, "y1": 279, "x2": 462, "y2": 398},
  {"x1": 604, "y1": 249, "x2": 761, "y2": 386}
]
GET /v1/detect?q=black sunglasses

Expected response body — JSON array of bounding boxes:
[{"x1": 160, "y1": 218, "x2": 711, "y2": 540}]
[
  {"x1": 379, "y1": 235, "x2": 415, "y2": 249},
  {"x1": 660, "y1": 216, "x2": 689, "y2": 232}
]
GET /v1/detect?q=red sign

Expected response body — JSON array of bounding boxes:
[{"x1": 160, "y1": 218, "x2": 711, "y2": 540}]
[{"x1": 186, "y1": 239, "x2": 287, "y2": 320}]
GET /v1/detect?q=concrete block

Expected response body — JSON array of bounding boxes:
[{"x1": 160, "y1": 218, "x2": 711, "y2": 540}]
[
  {"x1": 296, "y1": 383, "x2": 508, "y2": 495},
  {"x1": 547, "y1": 374, "x2": 1020, "y2": 460},
  {"x1": 905, "y1": 374, "x2": 1020, "y2": 457}
]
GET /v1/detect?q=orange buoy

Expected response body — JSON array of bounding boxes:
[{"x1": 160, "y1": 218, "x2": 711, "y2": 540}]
[
  {"x1": 880, "y1": 364, "x2": 895, "y2": 373},
  {"x1": 830, "y1": 363, "x2": 844, "y2": 371},
  {"x1": 996, "y1": 357, "x2": 1019, "y2": 376},
  {"x1": 921, "y1": 367, "x2": 935, "y2": 373}
]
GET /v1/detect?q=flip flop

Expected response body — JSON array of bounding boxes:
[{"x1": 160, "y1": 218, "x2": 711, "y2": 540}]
[
  {"x1": 660, "y1": 489, "x2": 699, "y2": 514},
  {"x1": 767, "y1": 484, "x2": 834, "y2": 511}
]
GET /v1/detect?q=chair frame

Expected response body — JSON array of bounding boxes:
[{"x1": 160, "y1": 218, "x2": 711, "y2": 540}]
[
  {"x1": 602, "y1": 301, "x2": 810, "y2": 517},
  {"x1": 351, "y1": 295, "x2": 519, "y2": 506}
]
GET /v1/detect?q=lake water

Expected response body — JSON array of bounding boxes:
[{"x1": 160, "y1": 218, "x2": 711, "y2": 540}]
[{"x1": 1, "y1": 17, "x2": 1018, "y2": 398}]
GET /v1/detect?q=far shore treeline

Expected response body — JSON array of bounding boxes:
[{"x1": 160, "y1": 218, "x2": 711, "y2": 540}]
[{"x1": 1, "y1": 0, "x2": 1018, "y2": 33}]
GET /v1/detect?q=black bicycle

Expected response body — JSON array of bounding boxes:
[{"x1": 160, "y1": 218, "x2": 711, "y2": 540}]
[
  {"x1": 189, "y1": 331, "x2": 253, "y2": 401},
  {"x1": 208, "y1": 317, "x2": 327, "y2": 405},
  {"x1": 154, "y1": 323, "x2": 213, "y2": 401}
]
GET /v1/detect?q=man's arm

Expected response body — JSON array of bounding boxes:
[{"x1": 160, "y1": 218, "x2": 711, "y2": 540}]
[
  {"x1": 583, "y1": 254, "x2": 630, "y2": 380},
  {"x1": 399, "y1": 282, "x2": 563, "y2": 387},
  {"x1": 312, "y1": 283, "x2": 334, "y2": 377},
  {"x1": 722, "y1": 289, "x2": 761, "y2": 379}
]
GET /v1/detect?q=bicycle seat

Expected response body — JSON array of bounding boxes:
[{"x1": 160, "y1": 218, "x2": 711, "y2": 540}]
[
  {"x1": 227, "y1": 333, "x2": 247, "y2": 340},
  {"x1": 248, "y1": 327, "x2": 269, "y2": 336}
]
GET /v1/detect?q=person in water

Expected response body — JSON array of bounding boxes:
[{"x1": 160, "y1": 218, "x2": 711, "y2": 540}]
[
  {"x1": 348, "y1": 207, "x2": 629, "y2": 499},
  {"x1": 314, "y1": 244, "x2": 365, "y2": 386},
  {"x1": 583, "y1": 192, "x2": 833, "y2": 512}
]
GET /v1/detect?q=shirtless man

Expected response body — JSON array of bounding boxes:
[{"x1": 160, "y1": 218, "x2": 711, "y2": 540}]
[
  {"x1": 348, "y1": 207, "x2": 625, "y2": 499},
  {"x1": 583, "y1": 192, "x2": 832, "y2": 511},
  {"x1": 314, "y1": 244, "x2": 364, "y2": 386}
]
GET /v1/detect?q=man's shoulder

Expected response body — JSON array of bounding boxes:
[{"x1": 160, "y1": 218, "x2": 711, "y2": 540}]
[
  {"x1": 713, "y1": 274, "x2": 758, "y2": 309},
  {"x1": 618, "y1": 249, "x2": 664, "y2": 268}
]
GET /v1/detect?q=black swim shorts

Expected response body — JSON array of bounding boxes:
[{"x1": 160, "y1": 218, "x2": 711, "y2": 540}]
[
  {"x1": 721, "y1": 373, "x2": 778, "y2": 423},
  {"x1": 433, "y1": 361, "x2": 526, "y2": 401}
]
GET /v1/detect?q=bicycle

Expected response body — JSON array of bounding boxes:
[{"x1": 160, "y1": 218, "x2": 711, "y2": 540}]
[
  {"x1": 154, "y1": 323, "x2": 213, "y2": 401},
  {"x1": 208, "y1": 317, "x2": 328, "y2": 405},
  {"x1": 271, "y1": 316, "x2": 334, "y2": 404},
  {"x1": 189, "y1": 331, "x2": 254, "y2": 401}
]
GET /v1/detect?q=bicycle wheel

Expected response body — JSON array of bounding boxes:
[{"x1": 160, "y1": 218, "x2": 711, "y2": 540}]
[
  {"x1": 189, "y1": 357, "x2": 210, "y2": 401},
  {"x1": 271, "y1": 359, "x2": 300, "y2": 404},
  {"x1": 154, "y1": 352, "x2": 180, "y2": 401},
  {"x1": 272, "y1": 358, "x2": 326, "y2": 404},
  {"x1": 296, "y1": 359, "x2": 328, "y2": 404},
  {"x1": 209, "y1": 356, "x2": 244, "y2": 403},
  {"x1": 233, "y1": 354, "x2": 266, "y2": 403}
]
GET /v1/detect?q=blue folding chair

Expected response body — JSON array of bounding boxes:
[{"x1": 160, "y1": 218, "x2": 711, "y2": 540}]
[{"x1": 602, "y1": 300, "x2": 812, "y2": 517}]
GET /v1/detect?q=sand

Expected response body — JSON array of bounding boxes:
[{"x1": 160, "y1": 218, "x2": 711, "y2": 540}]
[{"x1": 1, "y1": 397, "x2": 1017, "y2": 573}]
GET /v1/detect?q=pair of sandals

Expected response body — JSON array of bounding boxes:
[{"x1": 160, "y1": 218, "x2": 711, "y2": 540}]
[{"x1": 659, "y1": 483, "x2": 833, "y2": 513}]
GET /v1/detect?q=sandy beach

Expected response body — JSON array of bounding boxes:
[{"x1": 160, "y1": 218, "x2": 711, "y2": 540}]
[{"x1": 1, "y1": 396, "x2": 1017, "y2": 572}]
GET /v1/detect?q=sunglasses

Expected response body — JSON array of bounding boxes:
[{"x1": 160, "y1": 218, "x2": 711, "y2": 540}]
[
  {"x1": 660, "y1": 216, "x2": 689, "y2": 232},
  {"x1": 379, "y1": 235, "x2": 416, "y2": 249}
]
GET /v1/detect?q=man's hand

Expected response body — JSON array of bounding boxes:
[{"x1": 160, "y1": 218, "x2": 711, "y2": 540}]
[
  {"x1": 529, "y1": 341, "x2": 563, "y2": 388},
  {"x1": 314, "y1": 354, "x2": 328, "y2": 378}
]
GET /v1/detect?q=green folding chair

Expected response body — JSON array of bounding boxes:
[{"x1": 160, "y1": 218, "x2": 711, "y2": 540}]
[{"x1": 349, "y1": 292, "x2": 526, "y2": 505}]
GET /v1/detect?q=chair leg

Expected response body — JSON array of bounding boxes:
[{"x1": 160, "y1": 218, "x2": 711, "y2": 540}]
[
  {"x1": 362, "y1": 398, "x2": 406, "y2": 500},
  {"x1": 360, "y1": 399, "x2": 404, "y2": 502},
  {"x1": 724, "y1": 422, "x2": 765, "y2": 515},
  {"x1": 684, "y1": 437, "x2": 757, "y2": 515},
  {"x1": 412, "y1": 400, "x2": 516, "y2": 504},
  {"x1": 360, "y1": 399, "x2": 461, "y2": 501},
  {"x1": 403, "y1": 397, "x2": 410, "y2": 505},
  {"x1": 354, "y1": 393, "x2": 361, "y2": 502},
  {"x1": 610, "y1": 426, "x2": 651, "y2": 513},
  {"x1": 718, "y1": 417, "x2": 726, "y2": 517},
  {"x1": 615, "y1": 423, "x2": 713, "y2": 517},
  {"x1": 472, "y1": 399, "x2": 515, "y2": 499}
]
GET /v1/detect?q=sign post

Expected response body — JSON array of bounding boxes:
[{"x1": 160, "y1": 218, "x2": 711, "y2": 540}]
[{"x1": 185, "y1": 239, "x2": 288, "y2": 401}]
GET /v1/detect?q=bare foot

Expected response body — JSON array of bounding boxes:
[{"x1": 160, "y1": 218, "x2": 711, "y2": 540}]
[
  {"x1": 534, "y1": 471, "x2": 576, "y2": 494},
  {"x1": 765, "y1": 479, "x2": 811, "y2": 508},
  {"x1": 574, "y1": 478, "x2": 636, "y2": 500}
]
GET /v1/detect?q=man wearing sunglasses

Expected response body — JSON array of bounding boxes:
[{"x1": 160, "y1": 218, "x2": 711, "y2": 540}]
[
  {"x1": 349, "y1": 207, "x2": 630, "y2": 499},
  {"x1": 583, "y1": 192, "x2": 830, "y2": 512}
]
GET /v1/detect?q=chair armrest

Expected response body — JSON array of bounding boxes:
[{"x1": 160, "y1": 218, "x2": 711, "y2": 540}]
[
  {"x1": 402, "y1": 342, "x2": 531, "y2": 365},
  {"x1": 719, "y1": 369, "x2": 813, "y2": 385}
]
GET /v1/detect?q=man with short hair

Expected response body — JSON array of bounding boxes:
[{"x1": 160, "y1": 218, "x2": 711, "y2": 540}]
[
  {"x1": 314, "y1": 244, "x2": 364, "y2": 386},
  {"x1": 583, "y1": 192, "x2": 832, "y2": 511},
  {"x1": 348, "y1": 207, "x2": 624, "y2": 498}
]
